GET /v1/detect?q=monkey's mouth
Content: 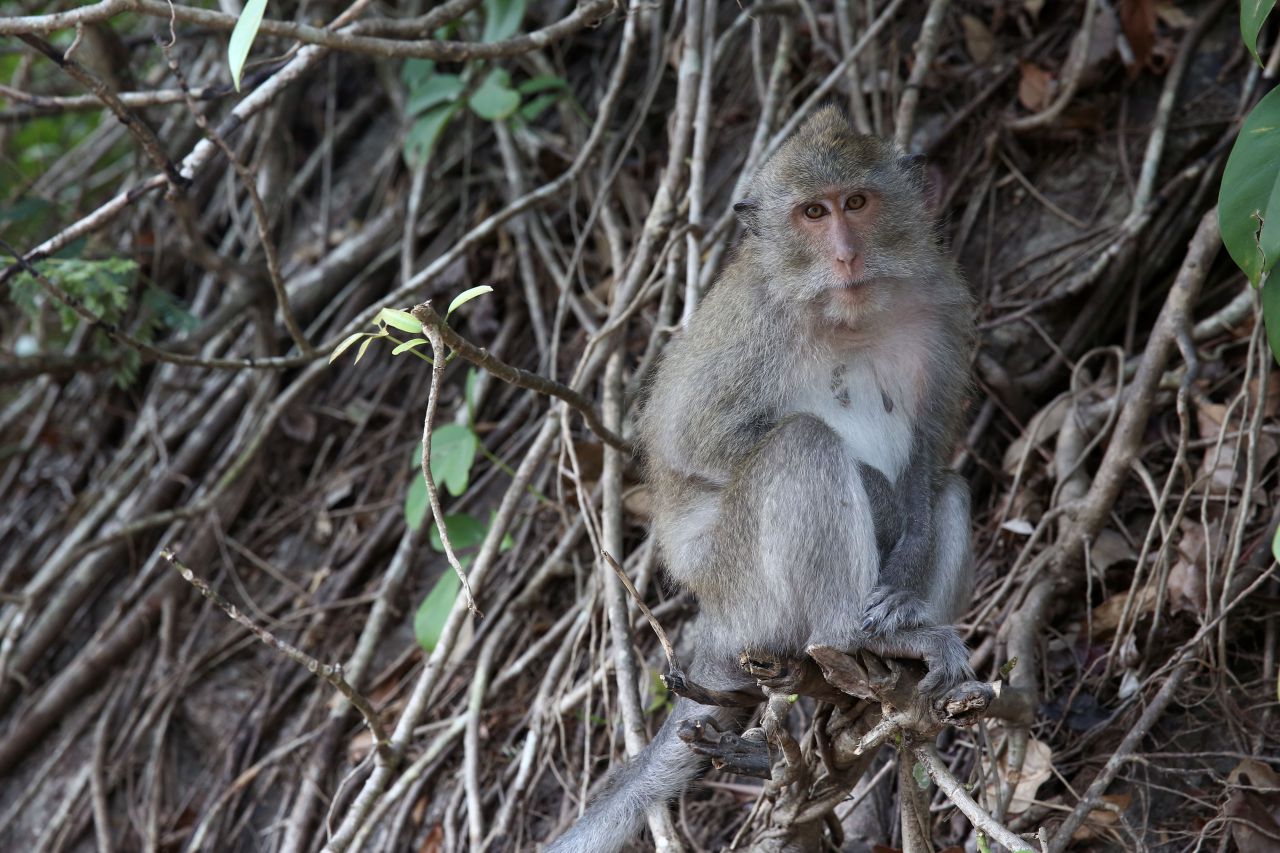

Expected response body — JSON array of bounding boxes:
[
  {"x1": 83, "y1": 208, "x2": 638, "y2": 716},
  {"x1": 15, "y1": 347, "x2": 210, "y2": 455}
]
[{"x1": 834, "y1": 277, "x2": 874, "y2": 291}]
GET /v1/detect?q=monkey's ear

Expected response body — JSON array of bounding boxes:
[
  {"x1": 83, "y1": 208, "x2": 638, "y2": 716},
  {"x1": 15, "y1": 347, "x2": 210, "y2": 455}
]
[
  {"x1": 899, "y1": 154, "x2": 927, "y2": 191},
  {"x1": 733, "y1": 198, "x2": 761, "y2": 235}
]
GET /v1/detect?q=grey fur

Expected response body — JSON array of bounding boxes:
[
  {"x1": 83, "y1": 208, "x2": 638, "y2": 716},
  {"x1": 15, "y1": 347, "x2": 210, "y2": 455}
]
[{"x1": 547, "y1": 106, "x2": 976, "y2": 852}]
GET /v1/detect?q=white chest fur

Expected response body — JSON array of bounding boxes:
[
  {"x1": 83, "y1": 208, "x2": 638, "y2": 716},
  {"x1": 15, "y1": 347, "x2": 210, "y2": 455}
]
[{"x1": 783, "y1": 348, "x2": 919, "y2": 482}]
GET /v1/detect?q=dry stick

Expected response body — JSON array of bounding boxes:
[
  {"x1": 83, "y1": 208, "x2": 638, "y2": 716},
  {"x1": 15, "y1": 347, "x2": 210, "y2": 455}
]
[
  {"x1": 1062, "y1": 207, "x2": 1218, "y2": 552},
  {"x1": 0, "y1": 83, "x2": 227, "y2": 117},
  {"x1": 324, "y1": 415, "x2": 562, "y2": 852},
  {"x1": 0, "y1": 0, "x2": 614, "y2": 61},
  {"x1": 159, "y1": 549, "x2": 390, "y2": 756},
  {"x1": 1006, "y1": 0, "x2": 1098, "y2": 132},
  {"x1": 1045, "y1": 662, "x2": 1192, "y2": 851},
  {"x1": 418, "y1": 320, "x2": 480, "y2": 616},
  {"x1": 681, "y1": 0, "x2": 715, "y2": 325},
  {"x1": 601, "y1": 550, "x2": 677, "y2": 670},
  {"x1": 599, "y1": 338, "x2": 685, "y2": 850},
  {"x1": 324, "y1": 16, "x2": 642, "y2": 847},
  {"x1": 162, "y1": 44, "x2": 313, "y2": 357},
  {"x1": 912, "y1": 744, "x2": 1034, "y2": 852},
  {"x1": 16, "y1": 32, "x2": 186, "y2": 190},
  {"x1": 411, "y1": 302, "x2": 629, "y2": 452},
  {"x1": 892, "y1": 0, "x2": 949, "y2": 150},
  {"x1": 1131, "y1": 0, "x2": 1231, "y2": 213}
]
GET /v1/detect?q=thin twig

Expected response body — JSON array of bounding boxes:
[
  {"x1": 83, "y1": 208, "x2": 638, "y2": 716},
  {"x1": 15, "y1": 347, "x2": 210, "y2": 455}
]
[{"x1": 160, "y1": 548, "x2": 391, "y2": 756}]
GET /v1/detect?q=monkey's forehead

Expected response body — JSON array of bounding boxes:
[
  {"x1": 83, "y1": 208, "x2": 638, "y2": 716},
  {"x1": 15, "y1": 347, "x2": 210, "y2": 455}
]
[
  {"x1": 751, "y1": 109, "x2": 900, "y2": 196},
  {"x1": 751, "y1": 151, "x2": 898, "y2": 200}
]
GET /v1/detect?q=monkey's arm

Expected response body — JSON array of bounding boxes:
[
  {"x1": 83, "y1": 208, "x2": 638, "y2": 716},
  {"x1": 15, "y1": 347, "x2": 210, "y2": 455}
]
[{"x1": 860, "y1": 456, "x2": 973, "y2": 694}]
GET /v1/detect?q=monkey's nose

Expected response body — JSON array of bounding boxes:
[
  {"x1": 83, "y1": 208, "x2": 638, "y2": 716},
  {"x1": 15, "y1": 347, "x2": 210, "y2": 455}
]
[{"x1": 835, "y1": 256, "x2": 863, "y2": 280}]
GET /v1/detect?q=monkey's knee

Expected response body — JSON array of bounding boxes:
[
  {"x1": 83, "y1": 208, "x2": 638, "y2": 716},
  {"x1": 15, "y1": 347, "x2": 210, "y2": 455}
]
[{"x1": 747, "y1": 414, "x2": 848, "y2": 486}]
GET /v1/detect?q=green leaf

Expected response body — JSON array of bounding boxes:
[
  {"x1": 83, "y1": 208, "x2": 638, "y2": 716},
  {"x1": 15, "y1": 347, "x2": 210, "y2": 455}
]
[
  {"x1": 392, "y1": 337, "x2": 428, "y2": 355},
  {"x1": 228, "y1": 0, "x2": 268, "y2": 92},
  {"x1": 401, "y1": 59, "x2": 436, "y2": 90},
  {"x1": 354, "y1": 335, "x2": 374, "y2": 364},
  {"x1": 482, "y1": 0, "x2": 526, "y2": 42},
  {"x1": 464, "y1": 367, "x2": 481, "y2": 423},
  {"x1": 329, "y1": 332, "x2": 367, "y2": 364},
  {"x1": 468, "y1": 69, "x2": 520, "y2": 121},
  {"x1": 404, "y1": 102, "x2": 460, "y2": 169},
  {"x1": 404, "y1": 475, "x2": 428, "y2": 530},
  {"x1": 1218, "y1": 86, "x2": 1280, "y2": 286},
  {"x1": 414, "y1": 571, "x2": 462, "y2": 652},
  {"x1": 976, "y1": 833, "x2": 992, "y2": 853},
  {"x1": 427, "y1": 513, "x2": 487, "y2": 552},
  {"x1": 406, "y1": 72, "x2": 464, "y2": 118},
  {"x1": 912, "y1": 759, "x2": 929, "y2": 790},
  {"x1": 447, "y1": 285, "x2": 494, "y2": 317},
  {"x1": 1263, "y1": 276, "x2": 1280, "y2": 365},
  {"x1": 1242, "y1": 0, "x2": 1276, "y2": 67},
  {"x1": 519, "y1": 93, "x2": 560, "y2": 122},
  {"x1": 430, "y1": 423, "x2": 479, "y2": 496},
  {"x1": 1273, "y1": 509, "x2": 1280, "y2": 563},
  {"x1": 1261, "y1": 169, "x2": 1280, "y2": 276},
  {"x1": 517, "y1": 74, "x2": 569, "y2": 96},
  {"x1": 377, "y1": 308, "x2": 423, "y2": 333}
]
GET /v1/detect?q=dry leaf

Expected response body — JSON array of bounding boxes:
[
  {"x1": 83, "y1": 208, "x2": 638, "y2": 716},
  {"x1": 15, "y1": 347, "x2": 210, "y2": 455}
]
[
  {"x1": 983, "y1": 730, "x2": 1053, "y2": 814},
  {"x1": 961, "y1": 14, "x2": 997, "y2": 66},
  {"x1": 1002, "y1": 395, "x2": 1071, "y2": 474},
  {"x1": 1091, "y1": 528, "x2": 1135, "y2": 572},
  {"x1": 1018, "y1": 61, "x2": 1055, "y2": 112},
  {"x1": 1002, "y1": 518, "x2": 1036, "y2": 536},
  {"x1": 1119, "y1": 0, "x2": 1157, "y2": 75},
  {"x1": 1071, "y1": 792, "x2": 1133, "y2": 840},
  {"x1": 1226, "y1": 760, "x2": 1280, "y2": 853},
  {"x1": 1154, "y1": 1, "x2": 1193, "y2": 28},
  {"x1": 1248, "y1": 371, "x2": 1280, "y2": 417},
  {"x1": 348, "y1": 729, "x2": 374, "y2": 764},
  {"x1": 1089, "y1": 584, "x2": 1155, "y2": 638},
  {"x1": 1167, "y1": 520, "x2": 1215, "y2": 615},
  {"x1": 1196, "y1": 400, "x2": 1238, "y2": 495},
  {"x1": 418, "y1": 823, "x2": 444, "y2": 853}
]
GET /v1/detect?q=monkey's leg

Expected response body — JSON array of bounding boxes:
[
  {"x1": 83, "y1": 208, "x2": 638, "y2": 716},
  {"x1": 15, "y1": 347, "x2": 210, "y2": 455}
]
[
  {"x1": 861, "y1": 473, "x2": 973, "y2": 694},
  {"x1": 708, "y1": 413, "x2": 881, "y2": 657},
  {"x1": 546, "y1": 655, "x2": 755, "y2": 853}
]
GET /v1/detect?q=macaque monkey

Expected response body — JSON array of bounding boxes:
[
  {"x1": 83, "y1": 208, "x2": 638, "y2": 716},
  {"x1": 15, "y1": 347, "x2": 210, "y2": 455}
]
[{"x1": 549, "y1": 106, "x2": 975, "y2": 852}]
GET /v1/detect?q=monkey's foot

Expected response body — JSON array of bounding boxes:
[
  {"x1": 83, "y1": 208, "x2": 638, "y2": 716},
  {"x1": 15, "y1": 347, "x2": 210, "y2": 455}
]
[
  {"x1": 859, "y1": 624, "x2": 974, "y2": 699},
  {"x1": 938, "y1": 680, "x2": 995, "y2": 727},
  {"x1": 860, "y1": 586, "x2": 930, "y2": 635},
  {"x1": 677, "y1": 717, "x2": 770, "y2": 778}
]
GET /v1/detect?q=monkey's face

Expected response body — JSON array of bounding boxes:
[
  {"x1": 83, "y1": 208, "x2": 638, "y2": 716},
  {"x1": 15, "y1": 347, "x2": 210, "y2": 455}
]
[
  {"x1": 749, "y1": 179, "x2": 936, "y2": 330},
  {"x1": 737, "y1": 107, "x2": 943, "y2": 330}
]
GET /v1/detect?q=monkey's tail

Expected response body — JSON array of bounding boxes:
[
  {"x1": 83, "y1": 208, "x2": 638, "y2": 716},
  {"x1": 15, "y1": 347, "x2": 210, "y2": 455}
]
[{"x1": 546, "y1": 698, "x2": 730, "y2": 853}]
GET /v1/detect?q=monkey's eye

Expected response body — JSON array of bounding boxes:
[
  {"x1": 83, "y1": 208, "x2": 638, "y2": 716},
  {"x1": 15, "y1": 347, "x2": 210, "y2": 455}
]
[
  {"x1": 802, "y1": 203, "x2": 826, "y2": 220},
  {"x1": 845, "y1": 193, "x2": 868, "y2": 211}
]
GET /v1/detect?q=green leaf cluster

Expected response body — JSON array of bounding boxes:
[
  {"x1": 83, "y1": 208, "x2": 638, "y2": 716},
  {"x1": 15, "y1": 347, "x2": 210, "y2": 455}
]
[
  {"x1": 399, "y1": 0, "x2": 573, "y2": 168},
  {"x1": 412, "y1": 507, "x2": 514, "y2": 652},
  {"x1": 6, "y1": 255, "x2": 193, "y2": 387}
]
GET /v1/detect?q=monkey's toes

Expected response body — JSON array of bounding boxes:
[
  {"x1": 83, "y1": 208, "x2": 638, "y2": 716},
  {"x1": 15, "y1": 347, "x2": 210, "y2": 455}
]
[
  {"x1": 937, "y1": 681, "x2": 995, "y2": 726},
  {"x1": 860, "y1": 587, "x2": 927, "y2": 635}
]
